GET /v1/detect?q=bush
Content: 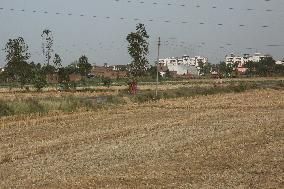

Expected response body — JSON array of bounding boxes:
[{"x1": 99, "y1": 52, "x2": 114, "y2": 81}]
[
  {"x1": 59, "y1": 96, "x2": 96, "y2": 112},
  {"x1": 0, "y1": 101, "x2": 14, "y2": 117},
  {"x1": 129, "y1": 82, "x2": 261, "y2": 103},
  {"x1": 33, "y1": 74, "x2": 47, "y2": 91},
  {"x1": 25, "y1": 98, "x2": 46, "y2": 113},
  {"x1": 9, "y1": 98, "x2": 45, "y2": 115},
  {"x1": 102, "y1": 77, "x2": 112, "y2": 87}
]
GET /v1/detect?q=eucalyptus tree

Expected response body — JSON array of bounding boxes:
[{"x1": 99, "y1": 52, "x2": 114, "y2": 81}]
[
  {"x1": 41, "y1": 29, "x2": 54, "y2": 65},
  {"x1": 126, "y1": 23, "x2": 149, "y2": 78}
]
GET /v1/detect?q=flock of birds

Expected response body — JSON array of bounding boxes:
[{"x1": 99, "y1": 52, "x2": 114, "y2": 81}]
[{"x1": 0, "y1": 0, "x2": 280, "y2": 28}]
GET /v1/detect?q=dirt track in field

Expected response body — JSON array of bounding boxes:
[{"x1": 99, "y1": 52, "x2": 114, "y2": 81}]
[{"x1": 0, "y1": 89, "x2": 283, "y2": 188}]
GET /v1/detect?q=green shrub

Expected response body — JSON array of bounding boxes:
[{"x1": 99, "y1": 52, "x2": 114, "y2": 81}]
[
  {"x1": 59, "y1": 96, "x2": 96, "y2": 112},
  {"x1": 129, "y1": 83, "x2": 261, "y2": 103},
  {"x1": 25, "y1": 98, "x2": 46, "y2": 113},
  {"x1": 102, "y1": 77, "x2": 112, "y2": 87},
  {"x1": 0, "y1": 101, "x2": 14, "y2": 117},
  {"x1": 33, "y1": 74, "x2": 47, "y2": 91},
  {"x1": 9, "y1": 98, "x2": 45, "y2": 115}
]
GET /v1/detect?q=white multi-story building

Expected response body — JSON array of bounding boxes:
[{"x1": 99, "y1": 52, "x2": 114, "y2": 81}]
[
  {"x1": 225, "y1": 53, "x2": 272, "y2": 73},
  {"x1": 159, "y1": 55, "x2": 208, "y2": 67},
  {"x1": 225, "y1": 53, "x2": 271, "y2": 65},
  {"x1": 159, "y1": 55, "x2": 208, "y2": 76}
]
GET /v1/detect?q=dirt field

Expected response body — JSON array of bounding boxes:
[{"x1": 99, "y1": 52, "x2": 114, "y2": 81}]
[{"x1": 0, "y1": 89, "x2": 283, "y2": 188}]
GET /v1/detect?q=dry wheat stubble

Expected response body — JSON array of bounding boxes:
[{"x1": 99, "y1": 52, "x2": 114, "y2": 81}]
[{"x1": 0, "y1": 89, "x2": 283, "y2": 188}]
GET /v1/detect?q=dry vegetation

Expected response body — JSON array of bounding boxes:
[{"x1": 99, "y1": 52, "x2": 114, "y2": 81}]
[
  {"x1": 0, "y1": 77, "x2": 282, "y2": 100},
  {"x1": 0, "y1": 89, "x2": 283, "y2": 188}
]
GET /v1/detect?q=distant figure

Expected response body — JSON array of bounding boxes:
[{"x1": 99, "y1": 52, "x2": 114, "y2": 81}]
[{"x1": 128, "y1": 80, "x2": 138, "y2": 95}]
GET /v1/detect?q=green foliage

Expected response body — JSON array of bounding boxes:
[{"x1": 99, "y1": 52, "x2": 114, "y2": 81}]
[
  {"x1": 42, "y1": 64, "x2": 56, "y2": 75},
  {"x1": 147, "y1": 65, "x2": 161, "y2": 79},
  {"x1": 245, "y1": 57, "x2": 282, "y2": 77},
  {"x1": 129, "y1": 82, "x2": 262, "y2": 103},
  {"x1": 199, "y1": 62, "x2": 212, "y2": 76},
  {"x1": 102, "y1": 77, "x2": 112, "y2": 87},
  {"x1": 0, "y1": 101, "x2": 14, "y2": 117},
  {"x1": 275, "y1": 64, "x2": 284, "y2": 75},
  {"x1": 217, "y1": 61, "x2": 234, "y2": 77},
  {"x1": 78, "y1": 55, "x2": 92, "y2": 76},
  {"x1": 58, "y1": 67, "x2": 71, "y2": 89},
  {"x1": 164, "y1": 69, "x2": 172, "y2": 78},
  {"x1": 5, "y1": 98, "x2": 45, "y2": 116},
  {"x1": 53, "y1": 53, "x2": 62, "y2": 69},
  {"x1": 3, "y1": 37, "x2": 32, "y2": 88},
  {"x1": 59, "y1": 97, "x2": 89, "y2": 112},
  {"x1": 0, "y1": 72, "x2": 5, "y2": 83},
  {"x1": 33, "y1": 73, "x2": 47, "y2": 91},
  {"x1": 57, "y1": 65, "x2": 79, "y2": 90},
  {"x1": 28, "y1": 62, "x2": 47, "y2": 91},
  {"x1": 126, "y1": 23, "x2": 149, "y2": 78},
  {"x1": 0, "y1": 95, "x2": 127, "y2": 117}
]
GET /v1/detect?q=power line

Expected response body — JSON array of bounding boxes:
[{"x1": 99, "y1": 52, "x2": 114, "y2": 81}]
[{"x1": 0, "y1": 6, "x2": 276, "y2": 29}]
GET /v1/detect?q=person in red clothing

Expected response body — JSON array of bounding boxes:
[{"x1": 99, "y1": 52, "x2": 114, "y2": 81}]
[{"x1": 128, "y1": 79, "x2": 138, "y2": 95}]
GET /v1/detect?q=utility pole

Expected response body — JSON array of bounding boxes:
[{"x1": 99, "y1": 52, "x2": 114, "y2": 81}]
[{"x1": 156, "y1": 37, "x2": 161, "y2": 98}]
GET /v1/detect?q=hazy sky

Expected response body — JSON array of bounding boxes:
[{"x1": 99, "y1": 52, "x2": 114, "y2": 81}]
[{"x1": 0, "y1": 0, "x2": 284, "y2": 67}]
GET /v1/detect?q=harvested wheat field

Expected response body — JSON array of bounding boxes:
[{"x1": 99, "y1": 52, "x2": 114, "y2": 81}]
[{"x1": 0, "y1": 89, "x2": 283, "y2": 188}]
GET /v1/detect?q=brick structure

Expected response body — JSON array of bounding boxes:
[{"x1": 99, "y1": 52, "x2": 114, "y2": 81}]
[
  {"x1": 91, "y1": 66, "x2": 127, "y2": 79},
  {"x1": 46, "y1": 73, "x2": 59, "y2": 83},
  {"x1": 46, "y1": 73, "x2": 82, "y2": 83},
  {"x1": 69, "y1": 73, "x2": 82, "y2": 82}
]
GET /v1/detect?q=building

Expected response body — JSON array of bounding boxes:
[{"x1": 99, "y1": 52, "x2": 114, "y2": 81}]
[
  {"x1": 91, "y1": 64, "x2": 127, "y2": 79},
  {"x1": 46, "y1": 73, "x2": 59, "y2": 83},
  {"x1": 225, "y1": 52, "x2": 272, "y2": 74},
  {"x1": 69, "y1": 73, "x2": 82, "y2": 82},
  {"x1": 159, "y1": 55, "x2": 207, "y2": 67},
  {"x1": 166, "y1": 64, "x2": 198, "y2": 76},
  {"x1": 46, "y1": 73, "x2": 82, "y2": 83},
  {"x1": 225, "y1": 52, "x2": 271, "y2": 65},
  {"x1": 159, "y1": 55, "x2": 207, "y2": 76},
  {"x1": 276, "y1": 59, "x2": 284, "y2": 65}
]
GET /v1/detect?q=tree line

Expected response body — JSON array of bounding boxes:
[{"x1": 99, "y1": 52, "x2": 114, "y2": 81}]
[
  {"x1": 1, "y1": 24, "x2": 283, "y2": 91},
  {"x1": 0, "y1": 30, "x2": 93, "y2": 90},
  {"x1": 198, "y1": 58, "x2": 284, "y2": 78},
  {"x1": 0, "y1": 23, "x2": 161, "y2": 90}
]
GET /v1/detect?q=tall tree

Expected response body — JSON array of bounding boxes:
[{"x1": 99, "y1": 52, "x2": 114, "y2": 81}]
[
  {"x1": 3, "y1": 37, "x2": 32, "y2": 87},
  {"x1": 78, "y1": 55, "x2": 92, "y2": 76},
  {"x1": 126, "y1": 23, "x2": 149, "y2": 77},
  {"x1": 41, "y1": 29, "x2": 54, "y2": 65}
]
